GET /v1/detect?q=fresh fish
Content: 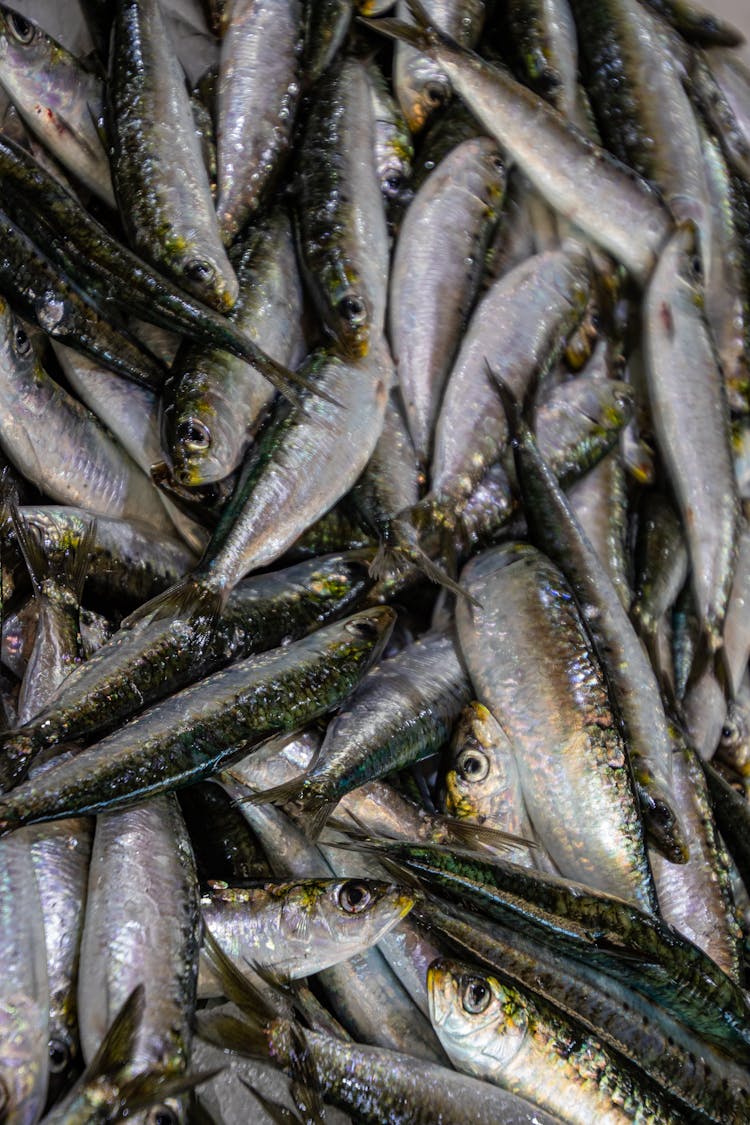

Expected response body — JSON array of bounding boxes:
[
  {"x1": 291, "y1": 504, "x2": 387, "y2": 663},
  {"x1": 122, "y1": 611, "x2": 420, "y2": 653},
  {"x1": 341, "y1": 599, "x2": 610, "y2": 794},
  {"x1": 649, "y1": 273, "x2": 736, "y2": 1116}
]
[
  {"x1": 643, "y1": 223, "x2": 739, "y2": 652},
  {"x1": 0, "y1": 606, "x2": 394, "y2": 829},
  {"x1": 498, "y1": 386, "x2": 685, "y2": 863},
  {"x1": 428, "y1": 958, "x2": 681, "y2": 1124},
  {"x1": 366, "y1": 0, "x2": 673, "y2": 283},
  {"x1": 365, "y1": 58, "x2": 414, "y2": 209},
  {"x1": 251, "y1": 627, "x2": 471, "y2": 837},
  {"x1": 136, "y1": 343, "x2": 391, "y2": 621},
  {"x1": 641, "y1": 0, "x2": 744, "y2": 46},
  {"x1": 456, "y1": 543, "x2": 658, "y2": 910},
  {"x1": 163, "y1": 205, "x2": 305, "y2": 487},
  {"x1": 295, "y1": 56, "x2": 389, "y2": 357},
  {"x1": 0, "y1": 830, "x2": 49, "y2": 1125},
  {"x1": 78, "y1": 796, "x2": 200, "y2": 1078},
  {"x1": 0, "y1": 4, "x2": 114, "y2": 203},
  {"x1": 109, "y1": 0, "x2": 238, "y2": 310},
  {"x1": 442, "y1": 702, "x2": 541, "y2": 869},
  {"x1": 650, "y1": 730, "x2": 743, "y2": 983},
  {"x1": 214, "y1": 0, "x2": 303, "y2": 243},
  {"x1": 393, "y1": 0, "x2": 487, "y2": 133},
  {"x1": 389, "y1": 135, "x2": 505, "y2": 465},
  {"x1": 303, "y1": 0, "x2": 352, "y2": 84},
  {"x1": 199, "y1": 878, "x2": 414, "y2": 993}
]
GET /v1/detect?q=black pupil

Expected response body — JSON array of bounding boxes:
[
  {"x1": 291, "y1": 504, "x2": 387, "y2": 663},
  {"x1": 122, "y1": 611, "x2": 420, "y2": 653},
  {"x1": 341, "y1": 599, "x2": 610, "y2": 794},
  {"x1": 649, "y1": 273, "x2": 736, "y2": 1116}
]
[
  {"x1": 186, "y1": 260, "x2": 211, "y2": 281},
  {"x1": 49, "y1": 1042, "x2": 67, "y2": 1070},
  {"x1": 178, "y1": 421, "x2": 208, "y2": 446},
  {"x1": 345, "y1": 883, "x2": 365, "y2": 907},
  {"x1": 463, "y1": 755, "x2": 481, "y2": 776},
  {"x1": 10, "y1": 14, "x2": 31, "y2": 38},
  {"x1": 16, "y1": 329, "x2": 27, "y2": 350},
  {"x1": 426, "y1": 83, "x2": 444, "y2": 105},
  {"x1": 153, "y1": 1111, "x2": 175, "y2": 1125},
  {"x1": 469, "y1": 982, "x2": 488, "y2": 1007},
  {"x1": 339, "y1": 295, "x2": 364, "y2": 320}
]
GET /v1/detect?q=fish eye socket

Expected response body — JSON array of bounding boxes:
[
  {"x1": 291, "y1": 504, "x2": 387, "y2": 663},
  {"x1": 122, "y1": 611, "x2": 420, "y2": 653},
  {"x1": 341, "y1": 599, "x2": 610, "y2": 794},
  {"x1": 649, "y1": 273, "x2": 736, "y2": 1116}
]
[
  {"x1": 14, "y1": 326, "x2": 30, "y2": 356},
  {"x1": 7, "y1": 12, "x2": 34, "y2": 42},
  {"x1": 456, "y1": 748, "x2": 490, "y2": 782},
  {"x1": 146, "y1": 1106, "x2": 178, "y2": 1125},
  {"x1": 690, "y1": 255, "x2": 703, "y2": 279},
  {"x1": 462, "y1": 976, "x2": 492, "y2": 1015},
  {"x1": 337, "y1": 294, "x2": 367, "y2": 325},
  {"x1": 384, "y1": 172, "x2": 404, "y2": 198},
  {"x1": 48, "y1": 1038, "x2": 70, "y2": 1073},
  {"x1": 424, "y1": 81, "x2": 447, "y2": 107},
  {"x1": 338, "y1": 880, "x2": 373, "y2": 913},
  {"x1": 184, "y1": 258, "x2": 215, "y2": 284},
  {"x1": 176, "y1": 418, "x2": 211, "y2": 452}
]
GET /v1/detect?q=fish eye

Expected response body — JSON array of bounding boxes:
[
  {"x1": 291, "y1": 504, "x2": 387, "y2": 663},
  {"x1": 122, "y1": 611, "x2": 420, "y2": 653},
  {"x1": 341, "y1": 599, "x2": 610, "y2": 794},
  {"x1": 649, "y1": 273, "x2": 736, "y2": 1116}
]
[
  {"x1": 7, "y1": 12, "x2": 34, "y2": 43},
  {"x1": 176, "y1": 418, "x2": 211, "y2": 453},
  {"x1": 344, "y1": 617, "x2": 379, "y2": 639},
  {"x1": 690, "y1": 255, "x2": 703, "y2": 279},
  {"x1": 145, "y1": 1106, "x2": 178, "y2": 1125},
  {"x1": 721, "y1": 720, "x2": 741, "y2": 748},
  {"x1": 384, "y1": 172, "x2": 404, "y2": 198},
  {"x1": 338, "y1": 880, "x2": 373, "y2": 914},
  {"x1": 456, "y1": 748, "x2": 490, "y2": 782},
  {"x1": 490, "y1": 154, "x2": 504, "y2": 172},
  {"x1": 13, "y1": 326, "x2": 30, "y2": 356},
  {"x1": 48, "y1": 1038, "x2": 70, "y2": 1074},
  {"x1": 424, "y1": 80, "x2": 447, "y2": 107},
  {"x1": 461, "y1": 976, "x2": 492, "y2": 1015},
  {"x1": 184, "y1": 259, "x2": 215, "y2": 284},
  {"x1": 337, "y1": 294, "x2": 367, "y2": 325}
]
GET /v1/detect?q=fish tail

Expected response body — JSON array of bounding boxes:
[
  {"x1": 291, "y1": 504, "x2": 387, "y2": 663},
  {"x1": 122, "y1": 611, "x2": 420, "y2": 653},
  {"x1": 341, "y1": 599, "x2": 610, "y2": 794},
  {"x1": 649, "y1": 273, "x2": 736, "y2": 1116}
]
[
  {"x1": 300, "y1": 799, "x2": 338, "y2": 843},
  {"x1": 121, "y1": 1068, "x2": 222, "y2": 1111},
  {"x1": 12, "y1": 506, "x2": 96, "y2": 602},
  {"x1": 121, "y1": 576, "x2": 224, "y2": 631},
  {"x1": 83, "y1": 984, "x2": 146, "y2": 1082}
]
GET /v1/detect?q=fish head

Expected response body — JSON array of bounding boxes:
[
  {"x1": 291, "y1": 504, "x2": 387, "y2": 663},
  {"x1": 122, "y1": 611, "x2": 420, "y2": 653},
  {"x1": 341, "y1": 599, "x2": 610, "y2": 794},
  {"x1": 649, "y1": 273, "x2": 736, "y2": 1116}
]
[
  {"x1": 443, "y1": 702, "x2": 519, "y2": 825},
  {"x1": 394, "y1": 50, "x2": 450, "y2": 133},
  {"x1": 716, "y1": 698, "x2": 750, "y2": 776},
  {"x1": 277, "y1": 878, "x2": 415, "y2": 969},
  {"x1": 0, "y1": 6, "x2": 44, "y2": 64},
  {"x1": 330, "y1": 281, "x2": 370, "y2": 359},
  {"x1": 427, "y1": 959, "x2": 529, "y2": 1074},
  {"x1": 0, "y1": 993, "x2": 49, "y2": 1125}
]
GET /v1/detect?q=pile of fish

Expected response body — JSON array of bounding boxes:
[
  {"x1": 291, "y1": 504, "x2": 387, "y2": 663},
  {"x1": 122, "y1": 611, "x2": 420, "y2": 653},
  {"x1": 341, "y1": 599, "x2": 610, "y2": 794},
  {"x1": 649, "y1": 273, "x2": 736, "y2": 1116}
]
[{"x1": 1, "y1": 0, "x2": 750, "y2": 1120}]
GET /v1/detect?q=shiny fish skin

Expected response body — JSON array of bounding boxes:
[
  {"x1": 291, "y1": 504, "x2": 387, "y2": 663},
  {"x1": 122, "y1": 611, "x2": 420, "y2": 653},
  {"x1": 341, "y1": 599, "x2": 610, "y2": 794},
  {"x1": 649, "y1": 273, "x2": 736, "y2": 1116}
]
[
  {"x1": 215, "y1": 0, "x2": 303, "y2": 244},
  {"x1": 199, "y1": 878, "x2": 414, "y2": 991},
  {"x1": 296, "y1": 56, "x2": 389, "y2": 357},
  {"x1": 428, "y1": 958, "x2": 681, "y2": 1125},
  {"x1": 393, "y1": 0, "x2": 487, "y2": 133},
  {"x1": 0, "y1": 606, "x2": 394, "y2": 830},
  {"x1": 0, "y1": 4, "x2": 114, "y2": 203},
  {"x1": 1, "y1": 552, "x2": 374, "y2": 780},
  {"x1": 456, "y1": 544, "x2": 657, "y2": 911},
  {"x1": 78, "y1": 795, "x2": 200, "y2": 1077},
  {"x1": 164, "y1": 205, "x2": 305, "y2": 487},
  {"x1": 389, "y1": 135, "x2": 505, "y2": 465},
  {"x1": 644, "y1": 223, "x2": 740, "y2": 651},
  {"x1": 110, "y1": 0, "x2": 238, "y2": 311},
  {"x1": 367, "y1": 5, "x2": 672, "y2": 283}
]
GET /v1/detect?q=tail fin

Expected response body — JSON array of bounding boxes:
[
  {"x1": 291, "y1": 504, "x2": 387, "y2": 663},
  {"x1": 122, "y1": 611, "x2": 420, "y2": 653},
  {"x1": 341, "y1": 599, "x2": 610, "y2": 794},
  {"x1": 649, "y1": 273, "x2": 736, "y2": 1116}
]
[
  {"x1": 358, "y1": 0, "x2": 442, "y2": 50},
  {"x1": 389, "y1": 515, "x2": 480, "y2": 606},
  {"x1": 83, "y1": 984, "x2": 146, "y2": 1082},
  {"x1": 11, "y1": 505, "x2": 95, "y2": 602}
]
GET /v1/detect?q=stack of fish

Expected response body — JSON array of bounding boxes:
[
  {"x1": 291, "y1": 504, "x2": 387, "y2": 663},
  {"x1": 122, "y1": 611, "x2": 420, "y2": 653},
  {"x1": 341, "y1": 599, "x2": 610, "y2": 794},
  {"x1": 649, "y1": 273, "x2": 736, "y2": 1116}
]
[{"x1": 0, "y1": 0, "x2": 748, "y2": 1120}]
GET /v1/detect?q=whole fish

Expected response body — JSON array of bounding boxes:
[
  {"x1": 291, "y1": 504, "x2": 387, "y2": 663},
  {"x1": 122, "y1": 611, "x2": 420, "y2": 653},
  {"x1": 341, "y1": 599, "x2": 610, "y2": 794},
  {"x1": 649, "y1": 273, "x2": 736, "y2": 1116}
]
[
  {"x1": 389, "y1": 135, "x2": 505, "y2": 465},
  {"x1": 0, "y1": 606, "x2": 394, "y2": 829},
  {"x1": 456, "y1": 543, "x2": 658, "y2": 911},
  {"x1": 295, "y1": 56, "x2": 389, "y2": 357},
  {"x1": 109, "y1": 0, "x2": 238, "y2": 310},
  {"x1": 366, "y1": 0, "x2": 673, "y2": 283},
  {"x1": 214, "y1": 0, "x2": 303, "y2": 243}
]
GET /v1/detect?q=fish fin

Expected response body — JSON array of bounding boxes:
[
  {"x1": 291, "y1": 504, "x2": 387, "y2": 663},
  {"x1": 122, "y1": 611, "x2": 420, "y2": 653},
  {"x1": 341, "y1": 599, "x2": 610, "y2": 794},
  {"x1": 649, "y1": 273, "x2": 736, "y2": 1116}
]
[
  {"x1": 441, "y1": 816, "x2": 539, "y2": 854},
  {"x1": 243, "y1": 774, "x2": 308, "y2": 808},
  {"x1": 299, "y1": 800, "x2": 338, "y2": 843},
  {"x1": 121, "y1": 577, "x2": 224, "y2": 631},
  {"x1": 12, "y1": 506, "x2": 96, "y2": 603},
  {"x1": 287, "y1": 1026, "x2": 326, "y2": 1125},
  {"x1": 202, "y1": 928, "x2": 281, "y2": 1023},
  {"x1": 122, "y1": 1068, "x2": 224, "y2": 1110},
  {"x1": 195, "y1": 1008, "x2": 270, "y2": 1059},
  {"x1": 357, "y1": 16, "x2": 428, "y2": 50},
  {"x1": 84, "y1": 984, "x2": 146, "y2": 1081},
  {"x1": 369, "y1": 539, "x2": 404, "y2": 582},
  {"x1": 409, "y1": 541, "x2": 480, "y2": 606},
  {"x1": 237, "y1": 1080, "x2": 303, "y2": 1124}
]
